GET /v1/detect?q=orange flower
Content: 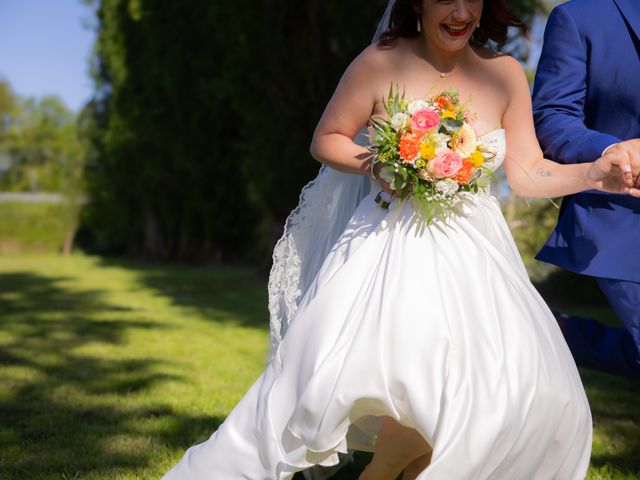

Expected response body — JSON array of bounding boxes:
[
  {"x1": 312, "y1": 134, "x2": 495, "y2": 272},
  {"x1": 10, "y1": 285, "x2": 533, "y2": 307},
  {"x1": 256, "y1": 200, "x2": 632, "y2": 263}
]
[
  {"x1": 398, "y1": 132, "x2": 422, "y2": 163},
  {"x1": 436, "y1": 96, "x2": 448, "y2": 110},
  {"x1": 454, "y1": 160, "x2": 475, "y2": 185}
]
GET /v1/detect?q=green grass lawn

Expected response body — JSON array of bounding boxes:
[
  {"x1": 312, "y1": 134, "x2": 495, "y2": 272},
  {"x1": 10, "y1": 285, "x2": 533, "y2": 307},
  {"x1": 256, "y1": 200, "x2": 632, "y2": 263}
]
[{"x1": 0, "y1": 255, "x2": 638, "y2": 479}]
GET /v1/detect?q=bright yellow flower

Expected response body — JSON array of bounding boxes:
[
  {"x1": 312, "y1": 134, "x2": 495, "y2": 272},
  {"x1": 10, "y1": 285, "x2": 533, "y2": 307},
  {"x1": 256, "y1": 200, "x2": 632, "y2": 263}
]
[
  {"x1": 420, "y1": 142, "x2": 436, "y2": 160},
  {"x1": 469, "y1": 150, "x2": 484, "y2": 168},
  {"x1": 441, "y1": 111, "x2": 457, "y2": 120}
]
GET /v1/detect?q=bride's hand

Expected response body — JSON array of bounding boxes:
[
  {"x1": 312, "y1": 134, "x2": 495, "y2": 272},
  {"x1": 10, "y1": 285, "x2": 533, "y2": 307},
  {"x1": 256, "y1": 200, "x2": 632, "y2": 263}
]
[
  {"x1": 371, "y1": 160, "x2": 398, "y2": 196},
  {"x1": 588, "y1": 154, "x2": 640, "y2": 196}
]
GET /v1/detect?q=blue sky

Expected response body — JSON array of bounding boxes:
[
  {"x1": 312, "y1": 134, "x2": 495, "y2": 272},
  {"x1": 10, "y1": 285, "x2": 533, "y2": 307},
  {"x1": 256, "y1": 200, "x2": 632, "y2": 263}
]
[{"x1": 0, "y1": 0, "x2": 96, "y2": 112}]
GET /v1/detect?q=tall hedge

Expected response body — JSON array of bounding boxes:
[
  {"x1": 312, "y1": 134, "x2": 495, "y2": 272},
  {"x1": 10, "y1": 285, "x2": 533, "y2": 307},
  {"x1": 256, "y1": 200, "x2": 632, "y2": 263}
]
[{"x1": 84, "y1": 0, "x2": 542, "y2": 262}]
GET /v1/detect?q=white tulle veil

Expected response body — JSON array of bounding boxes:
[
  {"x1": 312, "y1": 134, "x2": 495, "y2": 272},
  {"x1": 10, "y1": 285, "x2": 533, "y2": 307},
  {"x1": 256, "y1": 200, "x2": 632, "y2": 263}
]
[
  {"x1": 264, "y1": 4, "x2": 394, "y2": 478},
  {"x1": 267, "y1": 0, "x2": 395, "y2": 357}
]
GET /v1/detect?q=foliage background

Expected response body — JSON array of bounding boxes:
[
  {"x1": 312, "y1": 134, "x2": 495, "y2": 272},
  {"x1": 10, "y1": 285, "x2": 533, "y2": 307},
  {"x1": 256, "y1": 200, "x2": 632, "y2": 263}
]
[
  {"x1": 77, "y1": 0, "x2": 547, "y2": 264},
  {"x1": 5, "y1": 0, "x2": 637, "y2": 478},
  {"x1": 0, "y1": 0, "x2": 552, "y2": 266}
]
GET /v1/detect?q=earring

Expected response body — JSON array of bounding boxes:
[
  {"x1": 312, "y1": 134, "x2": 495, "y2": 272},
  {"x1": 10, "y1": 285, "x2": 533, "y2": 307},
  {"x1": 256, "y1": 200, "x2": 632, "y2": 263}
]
[{"x1": 417, "y1": 17, "x2": 422, "y2": 33}]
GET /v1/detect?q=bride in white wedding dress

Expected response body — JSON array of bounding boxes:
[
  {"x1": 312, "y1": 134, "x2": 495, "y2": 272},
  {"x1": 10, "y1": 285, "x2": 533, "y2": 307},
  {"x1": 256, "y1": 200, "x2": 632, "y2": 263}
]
[{"x1": 163, "y1": 1, "x2": 640, "y2": 479}]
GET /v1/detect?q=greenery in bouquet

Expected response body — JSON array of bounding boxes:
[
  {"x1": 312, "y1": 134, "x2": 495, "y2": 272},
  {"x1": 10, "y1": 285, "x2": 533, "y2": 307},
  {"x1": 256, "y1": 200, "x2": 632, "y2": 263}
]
[{"x1": 369, "y1": 85, "x2": 496, "y2": 223}]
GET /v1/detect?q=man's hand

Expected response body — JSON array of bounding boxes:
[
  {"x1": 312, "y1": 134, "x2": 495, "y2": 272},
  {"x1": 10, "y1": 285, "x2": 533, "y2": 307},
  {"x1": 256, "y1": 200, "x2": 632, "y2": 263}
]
[
  {"x1": 589, "y1": 150, "x2": 640, "y2": 196},
  {"x1": 602, "y1": 139, "x2": 640, "y2": 188}
]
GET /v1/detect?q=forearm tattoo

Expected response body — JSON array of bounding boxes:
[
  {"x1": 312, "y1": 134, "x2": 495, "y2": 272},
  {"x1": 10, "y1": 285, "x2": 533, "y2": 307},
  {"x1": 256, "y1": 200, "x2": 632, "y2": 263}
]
[{"x1": 535, "y1": 167, "x2": 552, "y2": 177}]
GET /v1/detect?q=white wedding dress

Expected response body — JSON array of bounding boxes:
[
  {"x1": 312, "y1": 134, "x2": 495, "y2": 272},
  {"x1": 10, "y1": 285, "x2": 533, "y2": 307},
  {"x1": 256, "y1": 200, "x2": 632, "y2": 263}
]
[{"x1": 163, "y1": 129, "x2": 592, "y2": 480}]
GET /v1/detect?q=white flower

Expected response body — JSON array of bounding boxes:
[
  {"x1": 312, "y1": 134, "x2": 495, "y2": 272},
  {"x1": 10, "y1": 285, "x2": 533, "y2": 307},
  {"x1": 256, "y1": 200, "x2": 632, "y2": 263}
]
[
  {"x1": 431, "y1": 133, "x2": 449, "y2": 154},
  {"x1": 408, "y1": 99, "x2": 429, "y2": 115},
  {"x1": 435, "y1": 178, "x2": 460, "y2": 196},
  {"x1": 390, "y1": 112, "x2": 410, "y2": 131}
]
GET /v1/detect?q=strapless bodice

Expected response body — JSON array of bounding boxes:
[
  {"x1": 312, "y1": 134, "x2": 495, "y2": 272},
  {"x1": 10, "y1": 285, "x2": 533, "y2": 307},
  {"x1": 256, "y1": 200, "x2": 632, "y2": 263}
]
[{"x1": 479, "y1": 128, "x2": 506, "y2": 172}]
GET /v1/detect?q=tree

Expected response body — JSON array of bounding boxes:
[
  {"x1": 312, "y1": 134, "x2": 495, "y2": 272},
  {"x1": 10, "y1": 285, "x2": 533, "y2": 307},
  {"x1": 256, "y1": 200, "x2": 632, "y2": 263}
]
[
  {"x1": 5, "y1": 96, "x2": 76, "y2": 191},
  {"x1": 0, "y1": 80, "x2": 17, "y2": 142},
  {"x1": 83, "y1": 0, "x2": 547, "y2": 262},
  {"x1": 0, "y1": 80, "x2": 18, "y2": 180},
  {"x1": 84, "y1": 0, "x2": 260, "y2": 260},
  {"x1": 0, "y1": 80, "x2": 87, "y2": 254}
]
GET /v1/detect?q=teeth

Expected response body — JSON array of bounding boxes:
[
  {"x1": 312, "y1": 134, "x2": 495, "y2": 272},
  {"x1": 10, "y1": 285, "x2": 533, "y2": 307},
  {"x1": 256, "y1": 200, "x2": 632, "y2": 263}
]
[{"x1": 445, "y1": 24, "x2": 468, "y2": 32}]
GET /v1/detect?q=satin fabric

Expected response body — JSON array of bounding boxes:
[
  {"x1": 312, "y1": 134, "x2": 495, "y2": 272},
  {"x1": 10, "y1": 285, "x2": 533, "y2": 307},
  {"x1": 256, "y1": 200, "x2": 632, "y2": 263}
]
[{"x1": 163, "y1": 130, "x2": 592, "y2": 479}]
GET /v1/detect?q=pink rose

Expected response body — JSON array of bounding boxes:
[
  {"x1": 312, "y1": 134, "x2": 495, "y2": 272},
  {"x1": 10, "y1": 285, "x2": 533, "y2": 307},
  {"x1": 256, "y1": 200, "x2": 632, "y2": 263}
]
[
  {"x1": 411, "y1": 109, "x2": 440, "y2": 133},
  {"x1": 428, "y1": 150, "x2": 463, "y2": 178}
]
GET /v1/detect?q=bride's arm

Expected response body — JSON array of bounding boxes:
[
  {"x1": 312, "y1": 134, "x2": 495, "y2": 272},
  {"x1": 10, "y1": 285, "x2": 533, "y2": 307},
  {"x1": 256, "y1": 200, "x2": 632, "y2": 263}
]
[
  {"x1": 500, "y1": 57, "x2": 639, "y2": 198},
  {"x1": 310, "y1": 46, "x2": 384, "y2": 177}
]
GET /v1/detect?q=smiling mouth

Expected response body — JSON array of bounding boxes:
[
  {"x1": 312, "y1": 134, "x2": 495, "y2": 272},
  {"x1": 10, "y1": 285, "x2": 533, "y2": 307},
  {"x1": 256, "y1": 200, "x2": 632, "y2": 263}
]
[{"x1": 441, "y1": 23, "x2": 471, "y2": 37}]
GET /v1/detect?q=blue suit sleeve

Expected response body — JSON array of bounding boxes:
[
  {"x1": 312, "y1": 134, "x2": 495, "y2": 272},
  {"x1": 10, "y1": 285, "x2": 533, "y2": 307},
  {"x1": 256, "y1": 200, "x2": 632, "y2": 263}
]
[{"x1": 532, "y1": 6, "x2": 620, "y2": 164}]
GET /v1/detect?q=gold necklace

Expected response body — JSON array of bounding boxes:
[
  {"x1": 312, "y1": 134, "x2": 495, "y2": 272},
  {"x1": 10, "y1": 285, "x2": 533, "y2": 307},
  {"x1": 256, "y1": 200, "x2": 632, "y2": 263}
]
[{"x1": 437, "y1": 66, "x2": 457, "y2": 78}]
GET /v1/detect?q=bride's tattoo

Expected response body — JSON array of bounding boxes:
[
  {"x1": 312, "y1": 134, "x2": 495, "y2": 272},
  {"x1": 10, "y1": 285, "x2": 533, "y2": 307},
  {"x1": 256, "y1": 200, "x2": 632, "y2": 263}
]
[{"x1": 536, "y1": 167, "x2": 552, "y2": 177}]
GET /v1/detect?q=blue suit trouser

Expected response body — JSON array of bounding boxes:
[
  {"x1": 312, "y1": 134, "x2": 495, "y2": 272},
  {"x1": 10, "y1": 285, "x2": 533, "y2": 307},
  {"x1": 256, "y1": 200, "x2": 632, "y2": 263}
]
[{"x1": 564, "y1": 277, "x2": 640, "y2": 378}]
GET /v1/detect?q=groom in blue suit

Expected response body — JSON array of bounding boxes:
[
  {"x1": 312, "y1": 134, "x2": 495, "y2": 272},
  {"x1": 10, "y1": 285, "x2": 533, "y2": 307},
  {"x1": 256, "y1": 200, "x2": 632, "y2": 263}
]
[{"x1": 532, "y1": 0, "x2": 640, "y2": 378}]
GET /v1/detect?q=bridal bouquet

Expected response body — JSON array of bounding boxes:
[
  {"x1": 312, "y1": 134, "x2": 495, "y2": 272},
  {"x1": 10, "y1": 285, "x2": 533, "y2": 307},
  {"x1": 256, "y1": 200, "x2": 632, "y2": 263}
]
[{"x1": 369, "y1": 86, "x2": 495, "y2": 223}]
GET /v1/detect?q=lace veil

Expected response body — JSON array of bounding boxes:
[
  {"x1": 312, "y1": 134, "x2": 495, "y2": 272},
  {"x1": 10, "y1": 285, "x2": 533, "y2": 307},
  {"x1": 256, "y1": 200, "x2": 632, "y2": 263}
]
[{"x1": 267, "y1": 1, "x2": 395, "y2": 356}]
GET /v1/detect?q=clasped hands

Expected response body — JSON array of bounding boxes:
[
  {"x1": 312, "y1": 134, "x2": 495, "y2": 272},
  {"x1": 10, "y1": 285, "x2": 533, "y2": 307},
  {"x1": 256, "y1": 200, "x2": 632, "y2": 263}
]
[
  {"x1": 591, "y1": 138, "x2": 640, "y2": 196},
  {"x1": 371, "y1": 139, "x2": 640, "y2": 198}
]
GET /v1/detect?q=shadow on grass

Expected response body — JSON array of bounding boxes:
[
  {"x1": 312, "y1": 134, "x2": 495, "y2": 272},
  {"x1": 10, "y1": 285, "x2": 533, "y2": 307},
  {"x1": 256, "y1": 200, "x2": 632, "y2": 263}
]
[
  {"x1": 6, "y1": 262, "x2": 633, "y2": 477},
  {"x1": 534, "y1": 268, "x2": 610, "y2": 309},
  {"x1": 96, "y1": 257, "x2": 270, "y2": 331},
  {"x1": 291, "y1": 451, "x2": 375, "y2": 480},
  {"x1": 533, "y1": 270, "x2": 640, "y2": 476},
  {"x1": 581, "y1": 368, "x2": 640, "y2": 475},
  {"x1": 0, "y1": 272, "x2": 223, "y2": 479}
]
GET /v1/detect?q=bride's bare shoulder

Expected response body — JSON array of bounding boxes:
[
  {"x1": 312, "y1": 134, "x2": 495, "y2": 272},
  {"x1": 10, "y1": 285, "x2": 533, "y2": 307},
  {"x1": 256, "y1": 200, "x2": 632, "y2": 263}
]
[
  {"x1": 472, "y1": 45, "x2": 508, "y2": 64},
  {"x1": 474, "y1": 47, "x2": 524, "y2": 74},
  {"x1": 348, "y1": 40, "x2": 406, "y2": 76},
  {"x1": 352, "y1": 38, "x2": 415, "y2": 76},
  {"x1": 335, "y1": 42, "x2": 405, "y2": 98},
  {"x1": 473, "y1": 46, "x2": 527, "y2": 90}
]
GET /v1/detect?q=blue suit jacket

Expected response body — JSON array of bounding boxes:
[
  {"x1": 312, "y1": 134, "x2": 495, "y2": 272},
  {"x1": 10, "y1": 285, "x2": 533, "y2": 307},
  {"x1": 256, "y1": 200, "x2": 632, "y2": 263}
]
[{"x1": 533, "y1": 0, "x2": 640, "y2": 283}]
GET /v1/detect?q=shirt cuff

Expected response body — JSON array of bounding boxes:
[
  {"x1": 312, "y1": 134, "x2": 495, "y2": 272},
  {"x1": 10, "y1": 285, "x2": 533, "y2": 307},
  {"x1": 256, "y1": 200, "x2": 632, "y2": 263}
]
[{"x1": 602, "y1": 143, "x2": 618, "y2": 156}]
